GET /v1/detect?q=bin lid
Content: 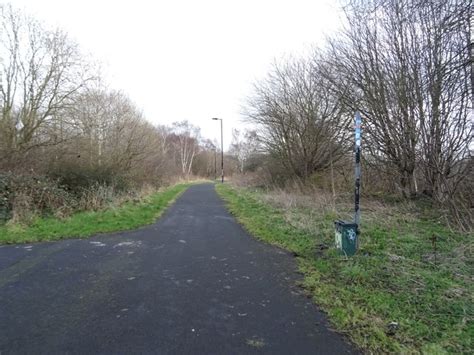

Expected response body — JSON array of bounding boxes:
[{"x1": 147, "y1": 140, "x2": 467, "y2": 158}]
[{"x1": 334, "y1": 220, "x2": 358, "y2": 227}]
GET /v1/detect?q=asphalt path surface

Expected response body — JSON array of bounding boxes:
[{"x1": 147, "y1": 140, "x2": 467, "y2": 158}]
[{"x1": 0, "y1": 184, "x2": 357, "y2": 354}]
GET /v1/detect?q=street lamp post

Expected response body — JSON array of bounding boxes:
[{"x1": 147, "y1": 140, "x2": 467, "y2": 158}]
[
  {"x1": 212, "y1": 118, "x2": 224, "y2": 183},
  {"x1": 214, "y1": 144, "x2": 217, "y2": 181}
]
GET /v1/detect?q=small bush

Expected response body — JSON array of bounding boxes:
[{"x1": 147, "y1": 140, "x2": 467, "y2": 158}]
[
  {"x1": 0, "y1": 173, "x2": 77, "y2": 224},
  {"x1": 9, "y1": 191, "x2": 36, "y2": 224},
  {"x1": 0, "y1": 169, "x2": 163, "y2": 226},
  {"x1": 77, "y1": 183, "x2": 116, "y2": 211},
  {"x1": 48, "y1": 163, "x2": 130, "y2": 195},
  {"x1": 0, "y1": 175, "x2": 12, "y2": 222}
]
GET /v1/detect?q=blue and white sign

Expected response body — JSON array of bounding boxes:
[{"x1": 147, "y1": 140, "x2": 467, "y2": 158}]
[{"x1": 355, "y1": 112, "x2": 361, "y2": 147}]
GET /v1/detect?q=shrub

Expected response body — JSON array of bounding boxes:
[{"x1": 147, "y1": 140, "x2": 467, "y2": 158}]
[
  {"x1": 48, "y1": 163, "x2": 130, "y2": 195},
  {"x1": 0, "y1": 173, "x2": 77, "y2": 224},
  {"x1": 77, "y1": 183, "x2": 116, "y2": 211}
]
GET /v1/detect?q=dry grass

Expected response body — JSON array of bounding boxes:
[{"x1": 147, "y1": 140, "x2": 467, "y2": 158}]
[
  {"x1": 257, "y1": 186, "x2": 419, "y2": 238},
  {"x1": 9, "y1": 192, "x2": 37, "y2": 225}
]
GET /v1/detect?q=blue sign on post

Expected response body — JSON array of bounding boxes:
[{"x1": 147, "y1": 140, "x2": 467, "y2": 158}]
[{"x1": 355, "y1": 112, "x2": 361, "y2": 147}]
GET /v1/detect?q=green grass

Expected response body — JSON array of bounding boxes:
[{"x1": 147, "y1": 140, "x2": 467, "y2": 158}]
[
  {"x1": 0, "y1": 184, "x2": 190, "y2": 244},
  {"x1": 216, "y1": 184, "x2": 473, "y2": 354}
]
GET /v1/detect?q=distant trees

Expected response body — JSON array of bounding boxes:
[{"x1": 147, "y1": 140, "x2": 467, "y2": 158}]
[
  {"x1": 170, "y1": 121, "x2": 201, "y2": 178},
  {"x1": 64, "y1": 89, "x2": 158, "y2": 169},
  {"x1": 228, "y1": 128, "x2": 260, "y2": 173},
  {"x1": 193, "y1": 138, "x2": 217, "y2": 178}
]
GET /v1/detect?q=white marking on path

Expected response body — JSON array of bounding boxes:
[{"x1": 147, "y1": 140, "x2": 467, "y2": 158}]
[
  {"x1": 90, "y1": 242, "x2": 106, "y2": 247},
  {"x1": 114, "y1": 241, "x2": 142, "y2": 248}
]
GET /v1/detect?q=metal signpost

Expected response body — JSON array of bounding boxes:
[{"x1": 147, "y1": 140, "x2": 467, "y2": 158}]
[
  {"x1": 214, "y1": 145, "x2": 217, "y2": 181},
  {"x1": 334, "y1": 112, "x2": 361, "y2": 256},
  {"x1": 354, "y1": 111, "x2": 362, "y2": 232}
]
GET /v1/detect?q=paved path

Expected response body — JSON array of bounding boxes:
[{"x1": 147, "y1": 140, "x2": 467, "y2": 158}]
[{"x1": 0, "y1": 184, "x2": 356, "y2": 354}]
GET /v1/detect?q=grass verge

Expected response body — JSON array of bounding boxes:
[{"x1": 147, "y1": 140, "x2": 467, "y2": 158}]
[
  {"x1": 0, "y1": 183, "x2": 190, "y2": 244},
  {"x1": 216, "y1": 184, "x2": 473, "y2": 354}
]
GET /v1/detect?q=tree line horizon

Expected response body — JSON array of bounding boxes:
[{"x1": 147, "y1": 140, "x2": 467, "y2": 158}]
[{"x1": 0, "y1": 0, "x2": 472, "y2": 230}]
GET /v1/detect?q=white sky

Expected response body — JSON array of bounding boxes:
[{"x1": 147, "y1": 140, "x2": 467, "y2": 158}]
[{"x1": 8, "y1": 0, "x2": 343, "y2": 148}]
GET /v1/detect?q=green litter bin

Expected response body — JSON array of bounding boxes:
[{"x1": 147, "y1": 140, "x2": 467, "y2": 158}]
[{"x1": 334, "y1": 220, "x2": 358, "y2": 256}]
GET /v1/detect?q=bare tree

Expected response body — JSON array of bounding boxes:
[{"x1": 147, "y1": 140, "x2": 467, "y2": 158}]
[
  {"x1": 0, "y1": 4, "x2": 93, "y2": 169},
  {"x1": 328, "y1": 0, "x2": 472, "y2": 199},
  {"x1": 48, "y1": 88, "x2": 171, "y2": 188},
  {"x1": 416, "y1": 0, "x2": 472, "y2": 203},
  {"x1": 326, "y1": 0, "x2": 419, "y2": 196},
  {"x1": 244, "y1": 54, "x2": 350, "y2": 181},
  {"x1": 170, "y1": 120, "x2": 201, "y2": 178},
  {"x1": 229, "y1": 128, "x2": 260, "y2": 174}
]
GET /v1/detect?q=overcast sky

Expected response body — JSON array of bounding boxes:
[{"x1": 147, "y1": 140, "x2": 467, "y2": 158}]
[{"x1": 9, "y1": 0, "x2": 344, "y2": 147}]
